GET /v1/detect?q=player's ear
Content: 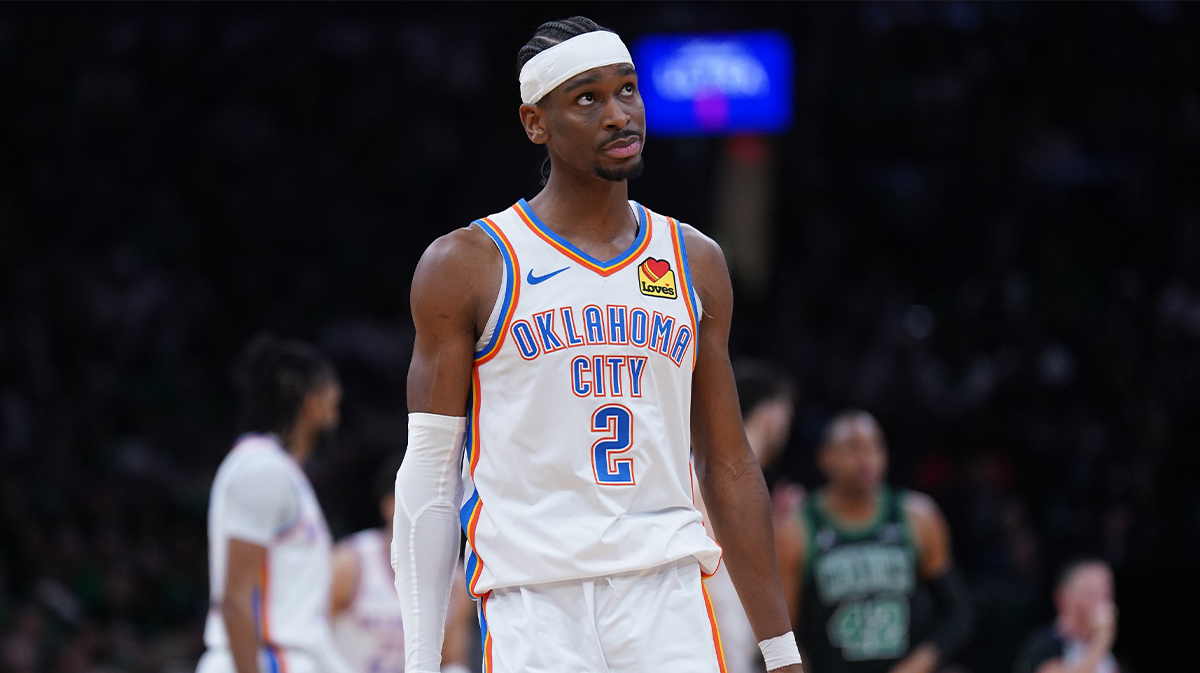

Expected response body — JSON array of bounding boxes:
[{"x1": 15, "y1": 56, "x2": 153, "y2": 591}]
[{"x1": 519, "y1": 103, "x2": 550, "y2": 145}]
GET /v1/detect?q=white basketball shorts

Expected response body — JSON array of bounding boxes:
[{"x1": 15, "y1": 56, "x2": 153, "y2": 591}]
[{"x1": 477, "y1": 558, "x2": 729, "y2": 673}]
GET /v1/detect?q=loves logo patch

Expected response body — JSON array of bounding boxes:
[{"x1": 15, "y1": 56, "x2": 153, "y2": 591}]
[{"x1": 637, "y1": 258, "x2": 677, "y2": 299}]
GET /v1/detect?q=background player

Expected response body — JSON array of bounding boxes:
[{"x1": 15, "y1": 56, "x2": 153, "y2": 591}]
[
  {"x1": 795, "y1": 411, "x2": 973, "y2": 673},
  {"x1": 331, "y1": 456, "x2": 477, "y2": 673},
  {"x1": 1013, "y1": 559, "x2": 1119, "y2": 673},
  {"x1": 197, "y1": 337, "x2": 350, "y2": 673},
  {"x1": 393, "y1": 16, "x2": 803, "y2": 673}
]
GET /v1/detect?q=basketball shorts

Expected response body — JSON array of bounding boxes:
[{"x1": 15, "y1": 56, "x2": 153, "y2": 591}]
[{"x1": 478, "y1": 558, "x2": 728, "y2": 673}]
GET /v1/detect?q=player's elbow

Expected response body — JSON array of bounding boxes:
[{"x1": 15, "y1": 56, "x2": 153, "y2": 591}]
[
  {"x1": 698, "y1": 447, "x2": 764, "y2": 490},
  {"x1": 220, "y1": 584, "x2": 253, "y2": 621}
]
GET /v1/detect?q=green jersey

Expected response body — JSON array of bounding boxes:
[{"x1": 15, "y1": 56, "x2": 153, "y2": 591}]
[{"x1": 799, "y1": 486, "x2": 922, "y2": 672}]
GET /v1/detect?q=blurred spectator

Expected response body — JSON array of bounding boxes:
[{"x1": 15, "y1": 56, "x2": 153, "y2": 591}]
[{"x1": 1012, "y1": 559, "x2": 1118, "y2": 673}]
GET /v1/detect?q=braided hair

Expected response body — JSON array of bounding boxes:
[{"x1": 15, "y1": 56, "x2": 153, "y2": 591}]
[
  {"x1": 232, "y1": 334, "x2": 337, "y2": 439},
  {"x1": 517, "y1": 16, "x2": 612, "y2": 185},
  {"x1": 516, "y1": 16, "x2": 611, "y2": 77}
]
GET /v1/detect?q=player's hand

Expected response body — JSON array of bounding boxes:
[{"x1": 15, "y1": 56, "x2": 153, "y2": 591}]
[
  {"x1": 770, "y1": 665, "x2": 804, "y2": 673},
  {"x1": 1089, "y1": 600, "x2": 1118, "y2": 650}
]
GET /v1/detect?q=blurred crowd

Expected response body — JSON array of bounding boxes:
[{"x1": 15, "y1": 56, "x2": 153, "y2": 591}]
[{"x1": 1, "y1": 3, "x2": 1197, "y2": 673}]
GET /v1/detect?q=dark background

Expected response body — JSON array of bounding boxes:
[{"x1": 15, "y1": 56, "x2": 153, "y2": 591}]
[{"x1": 2, "y1": 2, "x2": 1198, "y2": 672}]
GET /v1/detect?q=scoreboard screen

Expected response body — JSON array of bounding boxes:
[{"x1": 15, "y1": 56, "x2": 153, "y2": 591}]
[{"x1": 632, "y1": 32, "x2": 793, "y2": 136}]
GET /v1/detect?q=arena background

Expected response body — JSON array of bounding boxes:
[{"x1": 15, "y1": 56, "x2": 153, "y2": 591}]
[{"x1": 2, "y1": 2, "x2": 1198, "y2": 671}]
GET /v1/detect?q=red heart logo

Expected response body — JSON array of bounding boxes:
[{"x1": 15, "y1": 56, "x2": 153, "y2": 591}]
[{"x1": 642, "y1": 258, "x2": 670, "y2": 282}]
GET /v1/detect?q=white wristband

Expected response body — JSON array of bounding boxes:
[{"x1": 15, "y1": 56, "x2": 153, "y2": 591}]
[{"x1": 758, "y1": 632, "x2": 802, "y2": 671}]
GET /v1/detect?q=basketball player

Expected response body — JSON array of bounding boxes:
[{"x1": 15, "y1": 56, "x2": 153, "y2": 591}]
[
  {"x1": 1013, "y1": 559, "x2": 1119, "y2": 673},
  {"x1": 794, "y1": 411, "x2": 973, "y2": 673},
  {"x1": 331, "y1": 456, "x2": 477, "y2": 673},
  {"x1": 391, "y1": 16, "x2": 803, "y2": 673},
  {"x1": 197, "y1": 337, "x2": 351, "y2": 673}
]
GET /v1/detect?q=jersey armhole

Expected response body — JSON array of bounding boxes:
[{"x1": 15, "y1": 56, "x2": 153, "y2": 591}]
[
  {"x1": 474, "y1": 246, "x2": 507, "y2": 353},
  {"x1": 274, "y1": 496, "x2": 301, "y2": 539},
  {"x1": 470, "y1": 219, "x2": 517, "y2": 360},
  {"x1": 673, "y1": 218, "x2": 703, "y2": 321}
]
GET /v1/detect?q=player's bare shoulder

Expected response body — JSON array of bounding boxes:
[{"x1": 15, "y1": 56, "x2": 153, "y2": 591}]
[
  {"x1": 903, "y1": 489, "x2": 952, "y2": 576},
  {"x1": 411, "y1": 224, "x2": 503, "y2": 330},
  {"x1": 902, "y1": 489, "x2": 945, "y2": 527}
]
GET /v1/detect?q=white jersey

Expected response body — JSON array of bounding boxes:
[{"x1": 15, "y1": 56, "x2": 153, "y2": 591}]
[
  {"x1": 460, "y1": 199, "x2": 723, "y2": 598},
  {"x1": 202, "y1": 434, "x2": 348, "y2": 673},
  {"x1": 332, "y1": 529, "x2": 406, "y2": 673}
]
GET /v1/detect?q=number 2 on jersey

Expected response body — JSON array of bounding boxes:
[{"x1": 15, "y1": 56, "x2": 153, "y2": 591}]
[{"x1": 591, "y1": 404, "x2": 635, "y2": 485}]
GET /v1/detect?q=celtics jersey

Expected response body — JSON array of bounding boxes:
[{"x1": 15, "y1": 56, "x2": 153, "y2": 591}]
[{"x1": 799, "y1": 486, "x2": 921, "y2": 673}]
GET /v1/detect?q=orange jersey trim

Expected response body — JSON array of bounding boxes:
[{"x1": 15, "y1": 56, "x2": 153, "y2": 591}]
[
  {"x1": 474, "y1": 218, "x2": 521, "y2": 365},
  {"x1": 667, "y1": 217, "x2": 700, "y2": 369},
  {"x1": 514, "y1": 200, "x2": 652, "y2": 278},
  {"x1": 481, "y1": 593, "x2": 495, "y2": 673},
  {"x1": 463, "y1": 369, "x2": 488, "y2": 599},
  {"x1": 258, "y1": 559, "x2": 290, "y2": 673},
  {"x1": 701, "y1": 579, "x2": 729, "y2": 673}
]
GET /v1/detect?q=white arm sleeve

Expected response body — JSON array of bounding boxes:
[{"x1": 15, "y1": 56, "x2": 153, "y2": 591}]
[
  {"x1": 392, "y1": 412, "x2": 466, "y2": 673},
  {"x1": 222, "y1": 459, "x2": 299, "y2": 545}
]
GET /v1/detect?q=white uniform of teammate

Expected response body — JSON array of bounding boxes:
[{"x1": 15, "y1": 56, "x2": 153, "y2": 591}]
[
  {"x1": 460, "y1": 199, "x2": 726, "y2": 672},
  {"x1": 332, "y1": 529, "x2": 406, "y2": 673},
  {"x1": 198, "y1": 434, "x2": 350, "y2": 673}
]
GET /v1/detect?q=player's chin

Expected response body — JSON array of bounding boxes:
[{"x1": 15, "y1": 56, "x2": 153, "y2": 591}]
[{"x1": 594, "y1": 156, "x2": 645, "y2": 182}]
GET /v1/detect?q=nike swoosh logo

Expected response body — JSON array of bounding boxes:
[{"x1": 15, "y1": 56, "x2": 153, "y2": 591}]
[{"x1": 527, "y1": 267, "x2": 570, "y2": 285}]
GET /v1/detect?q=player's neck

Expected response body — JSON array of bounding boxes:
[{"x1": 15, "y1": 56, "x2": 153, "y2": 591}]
[
  {"x1": 528, "y1": 166, "x2": 635, "y2": 243},
  {"x1": 284, "y1": 425, "x2": 316, "y2": 464},
  {"x1": 824, "y1": 485, "x2": 881, "y2": 524}
]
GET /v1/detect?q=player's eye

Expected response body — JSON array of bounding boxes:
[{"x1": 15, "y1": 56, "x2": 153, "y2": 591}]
[
  {"x1": 622, "y1": 83, "x2": 635, "y2": 95},
  {"x1": 578, "y1": 92, "x2": 595, "y2": 105}
]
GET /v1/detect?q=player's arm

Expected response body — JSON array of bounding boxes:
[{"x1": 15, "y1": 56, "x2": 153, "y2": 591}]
[
  {"x1": 219, "y1": 460, "x2": 300, "y2": 673},
  {"x1": 888, "y1": 493, "x2": 973, "y2": 673},
  {"x1": 684, "y1": 225, "x2": 803, "y2": 673},
  {"x1": 407, "y1": 225, "x2": 500, "y2": 414},
  {"x1": 394, "y1": 226, "x2": 500, "y2": 673},
  {"x1": 330, "y1": 542, "x2": 359, "y2": 616},
  {"x1": 223, "y1": 539, "x2": 267, "y2": 673}
]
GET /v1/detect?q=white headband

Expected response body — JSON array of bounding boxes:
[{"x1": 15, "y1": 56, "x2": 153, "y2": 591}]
[{"x1": 519, "y1": 31, "x2": 634, "y2": 105}]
